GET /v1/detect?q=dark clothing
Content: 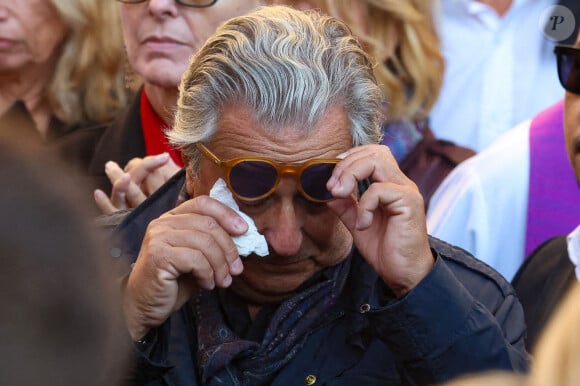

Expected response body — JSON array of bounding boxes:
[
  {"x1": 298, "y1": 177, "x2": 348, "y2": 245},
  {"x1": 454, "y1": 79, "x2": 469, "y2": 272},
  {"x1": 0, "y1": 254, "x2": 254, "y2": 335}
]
[
  {"x1": 108, "y1": 170, "x2": 529, "y2": 386},
  {"x1": 1, "y1": 101, "x2": 109, "y2": 207},
  {"x1": 0, "y1": 101, "x2": 40, "y2": 145},
  {"x1": 0, "y1": 100, "x2": 92, "y2": 146},
  {"x1": 511, "y1": 235, "x2": 576, "y2": 352},
  {"x1": 55, "y1": 90, "x2": 146, "y2": 195},
  {"x1": 88, "y1": 89, "x2": 146, "y2": 193}
]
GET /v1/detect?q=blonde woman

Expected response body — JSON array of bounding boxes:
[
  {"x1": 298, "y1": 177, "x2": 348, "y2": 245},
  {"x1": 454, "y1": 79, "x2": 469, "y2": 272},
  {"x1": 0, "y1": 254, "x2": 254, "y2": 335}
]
[
  {"x1": 528, "y1": 283, "x2": 580, "y2": 386},
  {"x1": 0, "y1": 0, "x2": 128, "y2": 139}
]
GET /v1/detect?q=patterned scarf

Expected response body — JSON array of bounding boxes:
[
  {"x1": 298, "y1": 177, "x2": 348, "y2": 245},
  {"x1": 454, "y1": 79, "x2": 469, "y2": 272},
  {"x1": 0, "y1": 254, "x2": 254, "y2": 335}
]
[{"x1": 193, "y1": 258, "x2": 350, "y2": 385}]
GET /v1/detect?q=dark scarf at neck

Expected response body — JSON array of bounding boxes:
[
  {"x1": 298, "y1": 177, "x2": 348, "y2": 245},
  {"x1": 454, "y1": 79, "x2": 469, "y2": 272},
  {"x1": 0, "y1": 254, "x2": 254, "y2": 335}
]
[{"x1": 193, "y1": 257, "x2": 351, "y2": 385}]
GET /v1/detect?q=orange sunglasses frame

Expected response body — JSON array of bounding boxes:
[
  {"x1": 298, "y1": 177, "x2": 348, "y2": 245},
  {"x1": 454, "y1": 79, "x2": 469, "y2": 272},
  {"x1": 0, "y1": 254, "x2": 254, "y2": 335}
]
[{"x1": 196, "y1": 143, "x2": 341, "y2": 203}]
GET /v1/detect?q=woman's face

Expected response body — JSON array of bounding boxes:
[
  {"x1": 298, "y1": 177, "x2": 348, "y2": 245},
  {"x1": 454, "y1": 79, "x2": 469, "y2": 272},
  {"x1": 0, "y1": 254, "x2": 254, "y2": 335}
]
[
  {"x1": 119, "y1": 0, "x2": 262, "y2": 89},
  {"x1": 0, "y1": 0, "x2": 68, "y2": 74}
]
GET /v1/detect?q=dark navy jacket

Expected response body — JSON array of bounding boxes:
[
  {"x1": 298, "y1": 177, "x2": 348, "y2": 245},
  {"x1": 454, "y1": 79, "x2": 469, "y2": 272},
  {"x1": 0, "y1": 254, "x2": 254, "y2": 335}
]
[
  {"x1": 54, "y1": 89, "x2": 146, "y2": 196},
  {"x1": 109, "y1": 170, "x2": 530, "y2": 386}
]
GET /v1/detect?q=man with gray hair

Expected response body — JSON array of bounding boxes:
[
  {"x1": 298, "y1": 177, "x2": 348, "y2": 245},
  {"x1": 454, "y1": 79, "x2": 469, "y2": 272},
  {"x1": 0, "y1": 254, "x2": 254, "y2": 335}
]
[{"x1": 112, "y1": 5, "x2": 529, "y2": 385}]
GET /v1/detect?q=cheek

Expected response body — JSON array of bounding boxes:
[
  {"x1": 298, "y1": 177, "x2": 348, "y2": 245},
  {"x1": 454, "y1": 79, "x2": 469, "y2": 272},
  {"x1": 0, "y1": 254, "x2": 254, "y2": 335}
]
[
  {"x1": 26, "y1": 2, "x2": 67, "y2": 59},
  {"x1": 304, "y1": 212, "x2": 353, "y2": 261},
  {"x1": 182, "y1": 18, "x2": 215, "y2": 53},
  {"x1": 22, "y1": 20, "x2": 66, "y2": 64}
]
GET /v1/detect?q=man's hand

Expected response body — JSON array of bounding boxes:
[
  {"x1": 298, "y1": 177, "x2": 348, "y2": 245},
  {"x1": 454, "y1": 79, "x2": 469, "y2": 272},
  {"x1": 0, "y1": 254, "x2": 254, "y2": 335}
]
[
  {"x1": 123, "y1": 196, "x2": 248, "y2": 340},
  {"x1": 94, "y1": 153, "x2": 181, "y2": 214},
  {"x1": 326, "y1": 144, "x2": 434, "y2": 297}
]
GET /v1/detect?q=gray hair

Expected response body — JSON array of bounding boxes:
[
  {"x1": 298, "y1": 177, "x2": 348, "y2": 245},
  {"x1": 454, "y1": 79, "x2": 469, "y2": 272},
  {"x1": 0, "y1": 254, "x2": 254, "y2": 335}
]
[{"x1": 168, "y1": 5, "x2": 384, "y2": 171}]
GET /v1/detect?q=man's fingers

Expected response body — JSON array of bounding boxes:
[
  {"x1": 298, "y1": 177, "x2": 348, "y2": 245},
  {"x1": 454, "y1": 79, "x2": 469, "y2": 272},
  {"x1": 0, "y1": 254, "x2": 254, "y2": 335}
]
[
  {"x1": 94, "y1": 189, "x2": 119, "y2": 214},
  {"x1": 168, "y1": 244, "x2": 235, "y2": 289},
  {"x1": 108, "y1": 155, "x2": 180, "y2": 199},
  {"x1": 154, "y1": 215, "x2": 242, "y2": 264},
  {"x1": 104, "y1": 160, "x2": 125, "y2": 184},
  {"x1": 123, "y1": 178, "x2": 148, "y2": 207},
  {"x1": 109, "y1": 173, "x2": 131, "y2": 209},
  {"x1": 158, "y1": 158, "x2": 181, "y2": 179},
  {"x1": 127, "y1": 153, "x2": 170, "y2": 172},
  {"x1": 161, "y1": 247, "x2": 217, "y2": 290},
  {"x1": 124, "y1": 154, "x2": 171, "y2": 186},
  {"x1": 166, "y1": 196, "x2": 249, "y2": 236},
  {"x1": 327, "y1": 145, "x2": 407, "y2": 198},
  {"x1": 142, "y1": 159, "x2": 181, "y2": 195},
  {"x1": 142, "y1": 216, "x2": 244, "y2": 289},
  {"x1": 109, "y1": 173, "x2": 148, "y2": 209}
]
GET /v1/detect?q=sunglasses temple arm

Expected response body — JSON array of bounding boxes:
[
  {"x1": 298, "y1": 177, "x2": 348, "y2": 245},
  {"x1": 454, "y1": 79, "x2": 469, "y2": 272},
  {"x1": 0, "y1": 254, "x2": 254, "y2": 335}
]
[{"x1": 357, "y1": 178, "x2": 372, "y2": 197}]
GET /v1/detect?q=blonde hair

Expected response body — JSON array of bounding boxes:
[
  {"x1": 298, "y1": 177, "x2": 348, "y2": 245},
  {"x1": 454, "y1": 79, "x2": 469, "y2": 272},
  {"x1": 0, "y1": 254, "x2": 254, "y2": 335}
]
[
  {"x1": 440, "y1": 371, "x2": 526, "y2": 386},
  {"x1": 48, "y1": 0, "x2": 129, "y2": 126},
  {"x1": 280, "y1": 0, "x2": 444, "y2": 122},
  {"x1": 528, "y1": 283, "x2": 580, "y2": 386}
]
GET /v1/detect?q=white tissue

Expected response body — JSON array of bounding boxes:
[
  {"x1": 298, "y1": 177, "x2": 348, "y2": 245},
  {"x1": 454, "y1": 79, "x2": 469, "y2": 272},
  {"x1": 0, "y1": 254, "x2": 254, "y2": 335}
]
[{"x1": 209, "y1": 178, "x2": 269, "y2": 257}]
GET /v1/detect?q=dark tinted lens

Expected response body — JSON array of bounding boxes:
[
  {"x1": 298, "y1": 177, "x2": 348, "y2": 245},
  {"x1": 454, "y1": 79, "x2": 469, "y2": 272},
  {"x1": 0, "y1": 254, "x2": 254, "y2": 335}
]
[
  {"x1": 558, "y1": 49, "x2": 580, "y2": 94},
  {"x1": 300, "y1": 163, "x2": 336, "y2": 201},
  {"x1": 230, "y1": 161, "x2": 277, "y2": 199}
]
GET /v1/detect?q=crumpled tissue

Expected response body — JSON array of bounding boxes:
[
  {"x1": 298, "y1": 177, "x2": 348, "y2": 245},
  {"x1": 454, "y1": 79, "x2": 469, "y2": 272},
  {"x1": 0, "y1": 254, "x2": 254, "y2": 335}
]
[{"x1": 209, "y1": 178, "x2": 269, "y2": 257}]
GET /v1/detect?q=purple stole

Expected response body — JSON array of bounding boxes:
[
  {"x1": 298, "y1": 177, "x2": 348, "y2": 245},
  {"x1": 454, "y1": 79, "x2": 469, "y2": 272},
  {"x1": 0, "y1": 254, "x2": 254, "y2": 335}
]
[{"x1": 525, "y1": 100, "x2": 580, "y2": 257}]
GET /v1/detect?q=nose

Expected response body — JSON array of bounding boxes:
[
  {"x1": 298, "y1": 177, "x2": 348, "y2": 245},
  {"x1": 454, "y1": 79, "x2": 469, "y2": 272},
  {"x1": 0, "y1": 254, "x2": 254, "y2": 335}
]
[
  {"x1": 263, "y1": 180, "x2": 304, "y2": 257},
  {"x1": 147, "y1": 0, "x2": 179, "y2": 18}
]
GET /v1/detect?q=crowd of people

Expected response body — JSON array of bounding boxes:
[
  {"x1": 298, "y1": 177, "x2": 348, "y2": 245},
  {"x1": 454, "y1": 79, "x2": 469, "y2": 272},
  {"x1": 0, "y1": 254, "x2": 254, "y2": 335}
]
[{"x1": 1, "y1": 0, "x2": 579, "y2": 385}]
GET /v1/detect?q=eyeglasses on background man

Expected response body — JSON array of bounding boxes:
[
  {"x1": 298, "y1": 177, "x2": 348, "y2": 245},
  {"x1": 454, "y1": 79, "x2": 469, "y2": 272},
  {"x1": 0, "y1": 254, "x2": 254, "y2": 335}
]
[{"x1": 116, "y1": 0, "x2": 217, "y2": 8}]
